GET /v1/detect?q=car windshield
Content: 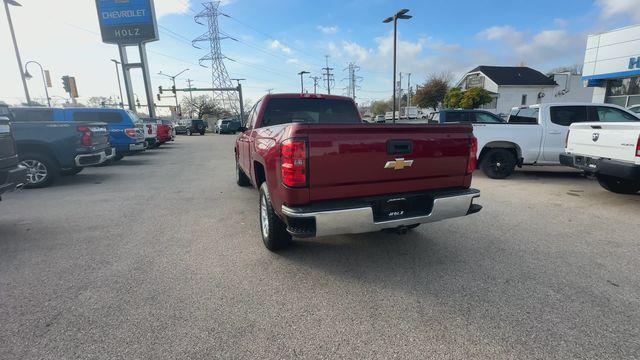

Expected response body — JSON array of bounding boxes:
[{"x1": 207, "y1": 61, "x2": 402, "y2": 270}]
[{"x1": 263, "y1": 98, "x2": 360, "y2": 126}]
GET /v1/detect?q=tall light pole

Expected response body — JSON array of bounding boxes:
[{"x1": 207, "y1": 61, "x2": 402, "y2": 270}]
[
  {"x1": 159, "y1": 68, "x2": 189, "y2": 114},
  {"x1": 24, "y1": 61, "x2": 51, "y2": 107},
  {"x1": 110, "y1": 59, "x2": 124, "y2": 108},
  {"x1": 4, "y1": 0, "x2": 31, "y2": 105},
  {"x1": 298, "y1": 71, "x2": 309, "y2": 93},
  {"x1": 384, "y1": 9, "x2": 412, "y2": 124}
]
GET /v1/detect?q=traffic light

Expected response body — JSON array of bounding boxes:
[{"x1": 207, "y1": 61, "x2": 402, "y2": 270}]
[
  {"x1": 68, "y1": 77, "x2": 79, "y2": 98},
  {"x1": 158, "y1": 86, "x2": 163, "y2": 94},
  {"x1": 61, "y1": 76, "x2": 71, "y2": 93},
  {"x1": 171, "y1": 85, "x2": 176, "y2": 94}
]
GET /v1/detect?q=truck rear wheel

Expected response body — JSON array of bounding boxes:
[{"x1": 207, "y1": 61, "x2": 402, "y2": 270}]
[
  {"x1": 259, "y1": 183, "x2": 292, "y2": 251},
  {"x1": 597, "y1": 175, "x2": 640, "y2": 194},
  {"x1": 19, "y1": 153, "x2": 59, "y2": 189},
  {"x1": 480, "y1": 149, "x2": 516, "y2": 179}
]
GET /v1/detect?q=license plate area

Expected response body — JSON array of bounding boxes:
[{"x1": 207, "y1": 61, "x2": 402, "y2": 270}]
[{"x1": 373, "y1": 194, "x2": 433, "y2": 222}]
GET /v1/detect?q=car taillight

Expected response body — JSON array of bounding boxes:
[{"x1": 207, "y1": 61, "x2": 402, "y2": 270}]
[
  {"x1": 636, "y1": 134, "x2": 640, "y2": 157},
  {"x1": 77, "y1": 126, "x2": 92, "y2": 146},
  {"x1": 146, "y1": 124, "x2": 152, "y2": 134},
  {"x1": 281, "y1": 138, "x2": 307, "y2": 187},
  {"x1": 125, "y1": 128, "x2": 137, "y2": 138},
  {"x1": 467, "y1": 136, "x2": 478, "y2": 175}
]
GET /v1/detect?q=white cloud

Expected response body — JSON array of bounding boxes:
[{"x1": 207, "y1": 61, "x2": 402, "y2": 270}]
[
  {"x1": 477, "y1": 25, "x2": 582, "y2": 67},
  {"x1": 317, "y1": 25, "x2": 339, "y2": 35},
  {"x1": 154, "y1": 0, "x2": 191, "y2": 18},
  {"x1": 597, "y1": 0, "x2": 640, "y2": 21},
  {"x1": 342, "y1": 41, "x2": 371, "y2": 63},
  {"x1": 268, "y1": 40, "x2": 292, "y2": 54}
]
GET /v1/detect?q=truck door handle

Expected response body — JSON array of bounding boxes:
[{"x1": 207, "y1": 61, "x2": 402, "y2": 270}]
[
  {"x1": 548, "y1": 131, "x2": 561, "y2": 135},
  {"x1": 387, "y1": 139, "x2": 413, "y2": 155}
]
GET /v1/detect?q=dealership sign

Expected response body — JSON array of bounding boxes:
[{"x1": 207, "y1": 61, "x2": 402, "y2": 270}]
[{"x1": 95, "y1": 0, "x2": 159, "y2": 44}]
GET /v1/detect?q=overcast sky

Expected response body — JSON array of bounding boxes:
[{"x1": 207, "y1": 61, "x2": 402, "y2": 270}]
[{"x1": 1, "y1": 0, "x2": 638, "y2": 114}]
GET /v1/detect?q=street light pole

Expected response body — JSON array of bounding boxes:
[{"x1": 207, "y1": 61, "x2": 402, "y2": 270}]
[
  {"x1": 4, "y1": 0, "x2": 31, "y2": 105},
  {"x1": 111, "y1": 59, "x2": 124, "y2": 108},
  {"x1": 159, "y1": 68, "x2": 189, "y2": 118},
  {"x1": 231, "y1": 78, "x2": 245, "y2": 124},
  {"x1": 24, "y1": 61, "x2": 50, "y2": 107},
  {"x1": 384, "y1": 9, "x2": 412, "y2": 124},
  {"x1": 298, "y1": 71, "x2": 310, "y2": 93}
]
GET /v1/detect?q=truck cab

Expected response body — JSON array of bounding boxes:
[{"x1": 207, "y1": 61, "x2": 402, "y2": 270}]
[{"x1": 10, "y1": 107, "x2": 146, "y2": 161}]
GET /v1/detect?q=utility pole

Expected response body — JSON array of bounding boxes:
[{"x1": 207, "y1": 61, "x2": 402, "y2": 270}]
[
  {"x1": 407, "y1": 72, "x2": 411, "y2": 107},
  {"x1": 298, "y1": 71, "x2": 309, "y2": 93},
  {"x1": 309, "y1": 76, "x2": 320, "y2": 94},
  {"x1": 230, "y1": 78, "x2": 245, "y2": 123},
  {"x1": 322, "y1": 55, "x2": 334, "y2": 95},
  {"x1": 4, "y1": 0, "x2": 31, "y2": 105},
  {"x1": 266, "y1": 88, "x2": 273, "y2": 95}
]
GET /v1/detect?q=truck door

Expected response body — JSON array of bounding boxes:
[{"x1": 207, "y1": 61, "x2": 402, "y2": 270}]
[
  {"x1": 239, "y1": 101, "x2": 260, "y2": 173},
  {"x1": 543, "y1": 106, "x2": 588, "y2": 162}
]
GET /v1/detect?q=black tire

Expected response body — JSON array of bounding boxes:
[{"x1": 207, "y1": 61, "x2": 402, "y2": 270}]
[
  {"x1": 60, "y1": 167, "x2": 83, "y2": 176},
  {"x1": 186, "y1": 129, "x2": 192, "y2": 136},
  {"x1": 19, "y1": 153, "x2": 59, "y2": 189},
  {"x1": 259, "y1": 183, "x2": 292, "y2": 251},
  {"x1": 480, "y1": 149, "x2": 517, "y2": 179},
  {"x1": 113, "y1": 152, "x2": 125, "y2": 162},
  {"x1": 597, "y1": 175, "x2": 640, "y2": 194},
  {"x1": 200, "y1": 132, "x2": 205, "y2": 135},
  {"x1": 236, "y1": 158, "x2": 251, "y2": 187}
]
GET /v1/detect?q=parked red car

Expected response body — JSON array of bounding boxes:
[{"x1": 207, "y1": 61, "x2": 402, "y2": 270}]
[
  {"x1": 235, "y1": 93, "x2": 481, "y2": 251},
  {"x1": 156, "y1": 121, "x2": 172, "y2": 145}
]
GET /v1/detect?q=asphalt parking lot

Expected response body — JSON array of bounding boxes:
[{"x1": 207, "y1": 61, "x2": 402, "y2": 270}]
[{"x1": 1, "y1": 134, "x2": 639, "y2": 359}]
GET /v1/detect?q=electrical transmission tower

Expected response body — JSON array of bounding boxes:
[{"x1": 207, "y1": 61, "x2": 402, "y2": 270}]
[
  {"x1": 309, "y1": 76, "x2": 320, "y2": 94},
  {"x1": 322, "y1": 55, "x2": 335, "y2": 94},
  {"x1": 342, "y1": 62, "x2": 362, "y2": 100},
  {"x1": 192, "y1": 1, "x2": 239, "y2": 115}
]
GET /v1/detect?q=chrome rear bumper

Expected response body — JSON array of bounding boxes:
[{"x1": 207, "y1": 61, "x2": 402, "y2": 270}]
[{"x1": 282, "y1": 188, "x2": 481, "y2": 238}]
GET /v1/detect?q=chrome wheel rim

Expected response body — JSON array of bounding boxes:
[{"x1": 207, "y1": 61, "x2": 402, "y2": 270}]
[
  {"x1": 260, "y1": 194, "x2": 269, "y2": 239},
  {"x1": 21, "y1": 159, "x2": 48, "y2": 184}
]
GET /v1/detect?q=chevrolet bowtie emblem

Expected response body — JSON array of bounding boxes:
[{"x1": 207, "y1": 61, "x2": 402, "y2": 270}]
[{"x1": 384, "y1": 158, "x2": 414, "y2": 170}]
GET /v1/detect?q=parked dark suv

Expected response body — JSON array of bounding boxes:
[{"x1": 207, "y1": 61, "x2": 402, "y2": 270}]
[
  {"x1": 0, "y1": 105, "x2": 27, "y2": 199},
  {"x1": 176, "y1": 119, "x2": 207, "y2": 136},
  {"x1": 428, "y1": 109, "x2": 505, "y2": 124}
]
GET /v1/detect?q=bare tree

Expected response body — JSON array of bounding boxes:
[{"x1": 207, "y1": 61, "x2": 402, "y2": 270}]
[{"x1": 181, "y1": 95, "x2": 224, "y2": 119}]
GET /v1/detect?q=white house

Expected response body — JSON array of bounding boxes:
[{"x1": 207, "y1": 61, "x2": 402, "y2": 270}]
[
  {"x1": 456, "y1": 66, "x2": 593, "y2": 116},
  {"x1": 582, "y1": 24, "x2": 640, "y2": 107}
]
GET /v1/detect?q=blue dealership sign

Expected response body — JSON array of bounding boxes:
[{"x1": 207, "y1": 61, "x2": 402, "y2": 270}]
[{"x1": 95, "y1": 0, "x2": 159, "y2": 44}]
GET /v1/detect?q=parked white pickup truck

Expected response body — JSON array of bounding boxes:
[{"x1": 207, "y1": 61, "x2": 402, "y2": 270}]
[
  {"x1": 473, "y1": 103, "x2": 637, "y2": 179},
  {"x1": 561, "y1": 110, "x2": 640, "y2": 194}
]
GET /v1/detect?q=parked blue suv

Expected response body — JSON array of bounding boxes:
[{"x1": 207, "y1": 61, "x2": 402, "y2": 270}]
[{"x1": 10, "y1": 107, "x2": 146, "y2": 161}]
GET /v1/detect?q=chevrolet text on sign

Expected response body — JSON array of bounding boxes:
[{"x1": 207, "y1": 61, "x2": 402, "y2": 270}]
[{"x1": 95, "y1": 0, "x2": 159, "y2": 44}]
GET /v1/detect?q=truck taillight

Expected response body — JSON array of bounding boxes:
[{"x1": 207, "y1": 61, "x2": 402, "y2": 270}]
[
  {"x1": 77, "y1": 126, "x2": 92, "y2": 146},
  {"x1": 281, "y1": 138, "x2": 307, "y2": 187},
  {"x1": 125, "y1": 128, "x2": 137, "y2": 138},
  {"x1": 636, "y1": 134, "x2": 640, "y2": 157},
  {"x1": 146, "y1": 124, "x2": 153, "y2": 134},
  {"x1": 467, "y1": 136, "x2": 478, "y2": 175}
]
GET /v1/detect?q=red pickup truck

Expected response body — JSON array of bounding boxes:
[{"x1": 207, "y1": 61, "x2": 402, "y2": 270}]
[{"x1": 235, "y1": 93, "x2": 481, "y2": 251}]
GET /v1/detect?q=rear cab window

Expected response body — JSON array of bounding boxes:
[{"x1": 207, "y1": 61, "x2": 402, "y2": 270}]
[
  {"x1": 10, "y1": 109, "x2": 54, "y2": 122},
  {"x1": 508, "y1": 108, "x2": 539, "y2": 124},
  {"x1": 549, "y1": 106, "x2": 589, "y2": 126},
  {"x1": 443, "y1": 112, "x2": 469, "y2": 123},
  {"x1": 261, "y1": 98, "x2": 360, "y2": 126},
  {"x1": 72, "y1": 111, "x2": 123, "y2": 123}
]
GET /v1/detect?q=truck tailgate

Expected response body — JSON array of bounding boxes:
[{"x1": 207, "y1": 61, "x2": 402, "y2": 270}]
[
  {"x1": 568, "y1": 122, "x2": 640, "y2": 163},
  {"x1": 305, "y1": 124, "x2": 473, "y2": 202}
]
